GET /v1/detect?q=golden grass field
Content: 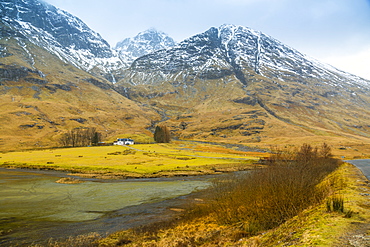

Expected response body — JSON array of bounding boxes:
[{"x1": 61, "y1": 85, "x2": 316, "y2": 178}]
[{"x1": 0, "y1": 142, "x2": 264, "y2": 178}]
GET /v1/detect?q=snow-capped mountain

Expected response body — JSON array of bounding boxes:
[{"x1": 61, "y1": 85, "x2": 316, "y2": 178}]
[
  {"x1": 0, "y1": 0, "x2": 123, "y2": 81},
  {"x1": 0, "y1": 0, "x2": 161, "y2": 151},
  {"x1": 115, "y1": 28, "x2": 176, "y2": 67},
  {"x1": 116, "y1": 24, "x2": 370, "y2": 139},
  {"x1": 120, "y1": 24, "x2": 369, "y2": 88}
]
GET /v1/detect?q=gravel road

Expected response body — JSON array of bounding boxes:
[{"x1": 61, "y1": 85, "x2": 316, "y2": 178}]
[{"x1": 345, "y1": 159, "x2": 370, "y2": 180}]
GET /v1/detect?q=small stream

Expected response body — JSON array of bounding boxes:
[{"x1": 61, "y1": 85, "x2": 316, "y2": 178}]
[{"x1": 0, "y1": 168, "x2": 214, "y2": 246}]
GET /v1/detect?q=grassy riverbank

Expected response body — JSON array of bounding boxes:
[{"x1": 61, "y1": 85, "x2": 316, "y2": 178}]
[
  {"x1": 95, "y1": 162, "x2": 369, "y2": 246},
  {"x1": 0, "y1": 142, "x2": 265, "y2": 178}
]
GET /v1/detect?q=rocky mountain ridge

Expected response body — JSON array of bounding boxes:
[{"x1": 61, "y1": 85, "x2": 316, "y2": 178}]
[
  {"x1": 0, "y1": 0, "x2": 163, "y2": 150},
  {"x1": 1, "y1": 0, "x2": 121, "y2": 80},
  {"x1": 120, "y1": 24, "x2": 369, "y2": 87}
]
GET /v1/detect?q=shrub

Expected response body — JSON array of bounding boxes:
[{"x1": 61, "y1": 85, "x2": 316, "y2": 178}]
[{"x1": 344, "y1": 209, "x2": 354, "y2": 218}]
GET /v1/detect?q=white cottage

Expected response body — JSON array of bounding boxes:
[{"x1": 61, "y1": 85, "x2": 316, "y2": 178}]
[{"x1": 113, "y1": 138, "x2": 134, "y2": 145}]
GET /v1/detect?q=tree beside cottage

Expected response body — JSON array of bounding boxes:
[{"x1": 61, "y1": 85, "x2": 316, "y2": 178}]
[{"x1": 154, "y1": 125, "x2": 171, "y2": 143}]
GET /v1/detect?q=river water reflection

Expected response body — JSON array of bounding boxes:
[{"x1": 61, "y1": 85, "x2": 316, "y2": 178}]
[{"x1": 0, "y1": 168, "x2": 213, "y2": 245}]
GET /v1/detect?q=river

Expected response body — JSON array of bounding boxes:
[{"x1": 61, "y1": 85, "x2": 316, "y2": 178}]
[{"x1": 0, "y1": 168, "x2": 214, "y2": 246}]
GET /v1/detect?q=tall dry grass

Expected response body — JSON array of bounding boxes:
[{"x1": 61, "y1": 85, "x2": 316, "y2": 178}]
[{"x1": 196, "y1": 143, "x2": 341, "y2": 235}]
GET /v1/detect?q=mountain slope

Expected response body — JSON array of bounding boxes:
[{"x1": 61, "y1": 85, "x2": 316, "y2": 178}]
[
  {"x1": 0, "y1": 0, "x2": 124, "y2": 81},
  {"x1": 115, "y1": 24, "x2": 370, "y2": 145}
]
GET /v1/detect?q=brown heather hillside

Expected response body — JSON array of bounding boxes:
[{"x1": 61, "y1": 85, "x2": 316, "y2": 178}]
[
  {"x1": 116, "y1": 72, "x2": 370, "y2": 158},
  {"x1": 0, "y1": 37, "x2": 159, "y2": 151},
  {"x1": 2, "y1": 50, "x2": 370, "y2": 155}
]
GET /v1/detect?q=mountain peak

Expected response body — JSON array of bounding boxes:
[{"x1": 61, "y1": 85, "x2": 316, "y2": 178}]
[
  {"x1": 139, "y1": 27, "x2": 168, "y2": 37},
  {"x1": 115, "y1": 28, "x2": 175, "y2": 48},
  {"x1": 1, "y1": 0, "x2": 109, "y2": 50},
  {"x1": 218, "y1": 24, "x2": 252, "y2": 31},
  {"x1": 218, "y1": 24, "x2": 262, "y2": 38},
  {"x1": 115, "y1": 28, "x2": 176, "y2": 65}
]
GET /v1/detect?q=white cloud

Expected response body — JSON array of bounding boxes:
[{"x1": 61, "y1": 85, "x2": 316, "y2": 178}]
[{"x1": 323, "y1": 46, "x2": 370, "y2": 80}]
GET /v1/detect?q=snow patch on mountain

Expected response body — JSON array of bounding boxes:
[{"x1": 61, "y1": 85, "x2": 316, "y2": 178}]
[{"x1": 2, "y1": 0, "x2": 369, "y2": 90}]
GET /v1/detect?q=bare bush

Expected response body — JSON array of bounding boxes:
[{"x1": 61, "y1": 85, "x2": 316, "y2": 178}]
[
  {"x1": 201, "y1": 143, "x2": 340, "y2": 235},
  {"x1": 59, "y1": 127, "x2": 102, "y2": 147}
]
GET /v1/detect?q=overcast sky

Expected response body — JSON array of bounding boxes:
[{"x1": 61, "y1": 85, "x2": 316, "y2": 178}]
[{"x1": 44, "y1": 0, "x2": 370, "y2": 80}]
